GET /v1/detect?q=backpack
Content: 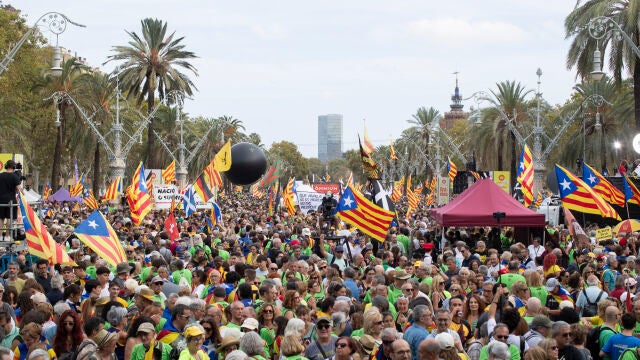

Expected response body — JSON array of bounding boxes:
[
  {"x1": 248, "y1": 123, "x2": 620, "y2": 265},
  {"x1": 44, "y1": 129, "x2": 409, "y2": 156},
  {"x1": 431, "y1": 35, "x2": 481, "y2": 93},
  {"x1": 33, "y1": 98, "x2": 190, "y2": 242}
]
[
  {"x1": 582, "y1": 289, "x2": 605, "y2": 317},
  {"x1": 620, "y1": 348, "x2": 640, "y2": 360},
  {"x1": 169, "y1": 345, "x2": 181, "y2": 360},
  {"x1": 58, "y1": 340, "x2": 95, "y2": 360},
  {"x1": 586, "y1": 325, "x2": 616, "y2": 360}
]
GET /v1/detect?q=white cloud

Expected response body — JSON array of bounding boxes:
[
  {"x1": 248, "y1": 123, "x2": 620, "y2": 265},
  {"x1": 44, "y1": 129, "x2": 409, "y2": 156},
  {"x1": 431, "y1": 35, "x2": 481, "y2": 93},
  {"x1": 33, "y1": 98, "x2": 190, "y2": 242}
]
[
  {"x1": 251, "y1": 24, "x2": 288, "y2": 40},
  {"x1": 406, "y1": 17, "x2": 527, "y2": 46}
]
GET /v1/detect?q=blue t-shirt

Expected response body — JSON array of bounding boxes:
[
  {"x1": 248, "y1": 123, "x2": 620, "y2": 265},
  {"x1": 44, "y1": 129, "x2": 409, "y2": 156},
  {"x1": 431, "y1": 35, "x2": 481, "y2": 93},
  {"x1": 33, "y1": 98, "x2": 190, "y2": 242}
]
[
  {"x1": 602, "y1": 333, "x2": 640, "y2": 360},
  {"x1": 603, "y1": 269, "x2": 618, "y2": 291},
  {"x1": 403, "y1": 325, "x2": 430, "y2": 360}
]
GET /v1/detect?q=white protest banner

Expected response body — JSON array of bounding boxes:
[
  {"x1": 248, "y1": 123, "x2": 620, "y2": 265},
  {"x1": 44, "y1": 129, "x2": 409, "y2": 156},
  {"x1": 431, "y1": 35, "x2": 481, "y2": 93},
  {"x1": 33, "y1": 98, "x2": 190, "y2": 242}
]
[
  {"x1": 296, "y1": 191, "x2": 325, "y2": 214},
  {"x1": 153, "y1": 185, "x2": 180, "y2": 209}
]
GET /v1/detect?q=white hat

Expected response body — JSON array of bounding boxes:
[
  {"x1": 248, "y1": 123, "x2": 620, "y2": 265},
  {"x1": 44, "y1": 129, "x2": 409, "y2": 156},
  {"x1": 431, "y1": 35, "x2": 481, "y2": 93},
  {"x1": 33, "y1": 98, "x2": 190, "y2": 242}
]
[
  {"x1": 559, "y1": 300, "x2": 574, "y2": 310},
  {"x1": 621, "y1": 291, "x2": 636, "y2": 303},
  {"x1": 435, "y1": 332, "x2": 454, "y2": 350},
  {"x1": 31, "y1": 292, "x2": 47, "y2": 305}
]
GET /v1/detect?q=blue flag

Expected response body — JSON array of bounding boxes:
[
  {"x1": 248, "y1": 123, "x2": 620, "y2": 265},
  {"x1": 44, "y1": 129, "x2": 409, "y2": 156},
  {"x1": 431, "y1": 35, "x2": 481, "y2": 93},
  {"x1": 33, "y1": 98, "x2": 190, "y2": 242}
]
[{"x1": 183, "y1": 185, "x2": 196, "y2": 218}]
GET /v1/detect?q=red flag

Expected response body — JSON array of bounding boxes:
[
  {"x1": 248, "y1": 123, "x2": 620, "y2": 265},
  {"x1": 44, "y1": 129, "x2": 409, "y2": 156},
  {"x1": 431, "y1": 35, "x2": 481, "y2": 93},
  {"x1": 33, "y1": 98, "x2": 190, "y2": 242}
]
[{"x1": 164, "y1": 213, "x2": 179, "y2": 241}]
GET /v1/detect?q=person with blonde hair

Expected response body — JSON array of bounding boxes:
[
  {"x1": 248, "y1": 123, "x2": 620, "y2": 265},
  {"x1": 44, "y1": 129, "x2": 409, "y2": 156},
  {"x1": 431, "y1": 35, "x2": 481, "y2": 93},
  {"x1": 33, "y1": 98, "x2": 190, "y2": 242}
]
[
  {"x1": 362, "y1": 308, "x2": 384, "y2": 342},
  {"x1": 523, "y1": 347, "x2": 546, "y2": 360},
  {"x1": 537, "y1": 339, "x2": 558, "y2": 360},
  {"x1": 281, "y1": 334, "x2": 307, "y2": 360},
  {"x1": 14, "y1": 323, "x2": 56, "y2": 360}
]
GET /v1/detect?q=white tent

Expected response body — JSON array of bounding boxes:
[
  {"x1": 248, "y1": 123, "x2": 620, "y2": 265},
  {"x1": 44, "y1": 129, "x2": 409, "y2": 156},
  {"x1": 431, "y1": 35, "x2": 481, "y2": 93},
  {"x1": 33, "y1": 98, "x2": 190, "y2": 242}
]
[{"x1": 24, "y1": 189, "x2": 42, "y2": 204}]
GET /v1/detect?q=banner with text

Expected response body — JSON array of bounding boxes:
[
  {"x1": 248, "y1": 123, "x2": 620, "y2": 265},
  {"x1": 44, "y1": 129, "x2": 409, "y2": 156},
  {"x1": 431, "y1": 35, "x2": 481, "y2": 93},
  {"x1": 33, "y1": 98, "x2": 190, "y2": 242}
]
[
  {"x1": 437, "y1": 176, "x2": 450, "y2": 205},
  {"x1": 492, "y1": 171, "x2": 511, "y2": 194},
  {"x1": 153, "y1": 185, "x2": 212, "y2": 210}
]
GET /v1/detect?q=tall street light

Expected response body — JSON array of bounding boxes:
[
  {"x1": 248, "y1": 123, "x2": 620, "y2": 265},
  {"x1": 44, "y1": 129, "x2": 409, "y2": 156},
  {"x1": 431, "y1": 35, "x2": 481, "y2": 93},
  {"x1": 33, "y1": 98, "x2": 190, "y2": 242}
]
[{"x1": 0, "y1": 12, "x2": 84, "y2": 78}]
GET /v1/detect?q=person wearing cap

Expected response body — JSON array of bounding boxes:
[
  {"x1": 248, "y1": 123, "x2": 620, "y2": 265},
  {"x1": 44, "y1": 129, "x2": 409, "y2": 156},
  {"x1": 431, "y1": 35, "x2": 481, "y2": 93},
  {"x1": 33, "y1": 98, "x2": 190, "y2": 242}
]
[
  {"x1": 388, "y1": 270, "x2": 411, "y2": 304},
  {"x1": 544, "y1": 278, "x2": 573, "y2": 317},
  {"x1": 178, "y1": 324, "x2": 209, "y2": 360},
  {"x1": 317, "y1": 235, "x2": 349, "y2": 272},
  {"x1": 131, "y1": 322, "x2": 172, "y2": 360},
  {"x1": 216, "y1": 335, "x2": 240, "y2": 360},
  {"x1": 304, "y1": 316, "x2": 338, "y2": 360},
  {"x1": 521, "y1": 315, "x2": 553, "y2": 348},
  {"x1": 150, "y1": 275, "x2": 168, "y2": 306},
  {"x1": 113, "y1": 262, "x2": 132, "y2": 289}
]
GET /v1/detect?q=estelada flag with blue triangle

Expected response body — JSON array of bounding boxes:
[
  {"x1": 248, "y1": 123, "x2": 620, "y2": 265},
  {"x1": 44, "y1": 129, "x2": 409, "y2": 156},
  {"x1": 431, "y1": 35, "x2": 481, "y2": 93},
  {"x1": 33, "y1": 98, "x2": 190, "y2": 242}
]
[
  {"x1": 335, "y1": 184, "x2": 394, "y2": 241},
  {"x1": 516, "y1": 144, "x2": 534, "y2": 207},
  {"x1": 622, "y1": 175, "x2": 640, "y2": 205},
  {"x1": 447, "y1": 157, "x2": 457, "y2": 182},
  {"x1": 554, "y1": 164, "x2": 619, "y2": 219},
  {"x1": 74, "y1": 210, "x2": 127, "y2": 267},
  {"x1": 583, "y1": 162, "x2": 625, "y2": 206}
]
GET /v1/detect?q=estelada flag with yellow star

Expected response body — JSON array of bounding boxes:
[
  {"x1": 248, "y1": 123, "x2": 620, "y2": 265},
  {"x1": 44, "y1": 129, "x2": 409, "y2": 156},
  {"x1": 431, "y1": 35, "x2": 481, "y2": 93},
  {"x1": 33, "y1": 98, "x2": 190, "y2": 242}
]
[
  {"x1": 555, "y1": 164, "x2": 619, "y2": 219},
  {"x1": 127, "y1": 162, "x2": 152, "y2": 226},
  {"x1": 582, "y1": 162, "x2": 625, "y2": 206},
  {"x1": 335, "y1": 184, "x2": 394, "y2": 242}
]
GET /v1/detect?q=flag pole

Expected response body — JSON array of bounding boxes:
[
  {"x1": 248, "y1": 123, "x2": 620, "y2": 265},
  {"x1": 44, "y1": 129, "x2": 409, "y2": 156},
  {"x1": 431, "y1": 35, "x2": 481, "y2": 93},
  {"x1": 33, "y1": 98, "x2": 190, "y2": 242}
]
[{"x1": 626, "y1": 201, "x2": 630, "y2": 220}]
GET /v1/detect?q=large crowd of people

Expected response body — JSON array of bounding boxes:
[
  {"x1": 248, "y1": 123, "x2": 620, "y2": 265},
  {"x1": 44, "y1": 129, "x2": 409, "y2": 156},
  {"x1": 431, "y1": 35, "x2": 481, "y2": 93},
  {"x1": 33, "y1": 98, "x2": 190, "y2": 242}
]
[{"x1": 0, "y1": 187, "x2": 635, "y2": 360}]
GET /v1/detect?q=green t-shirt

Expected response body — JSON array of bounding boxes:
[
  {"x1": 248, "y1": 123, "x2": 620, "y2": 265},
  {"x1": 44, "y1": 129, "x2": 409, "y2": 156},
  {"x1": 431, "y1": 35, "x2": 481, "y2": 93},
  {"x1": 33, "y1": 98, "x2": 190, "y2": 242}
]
[
  {"x1": 172, "y1": 269, "x2": 192, "y2": 285},
  {"x1": 397, "y1": 235, "x2": 410, "y2": 254},
  {"x1": 529, "y1": 286, "x2": 548, "y2": 305},
  {"x1": 634, "y1": 322, "x2": 640, "y2": 337},
  {"x1": 218, "y1": 249, "x2": 230, "y2": 261},
  {"x1": 387, "y1": 285, "x2": 403, "y2": 304},
  {"x1": 599, "y1": 326, "x2": 617, "y2": 360},
  {"x1": 496, "y1": 273, "x2": 526, "y2": 290},
  {"x1": 130, "y1": 341, "x2": 172, "y2": 360},
  {"x1": 190, "y1": 245, "x2": 211, "y2": 257},
  {"x1": 479, "y1": 343, "x2": 520, "y2": 360},
  {"x1": 620, "y1": 348, "x2": 640, "y2": 360},
  {"x1": 86, "y1": 265, "x2": 97, "y2": 279}
]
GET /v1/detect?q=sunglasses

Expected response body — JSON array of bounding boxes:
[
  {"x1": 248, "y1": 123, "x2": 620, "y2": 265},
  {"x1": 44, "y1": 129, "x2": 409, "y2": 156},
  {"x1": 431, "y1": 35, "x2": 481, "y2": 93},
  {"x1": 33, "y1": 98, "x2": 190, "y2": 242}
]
[
  {"x1": 203, "y1": 327, "x2": 212, "y2": 332},
  {"x1": 264, "y1": 310, "x2": 274, "y2": 314},
  {"x1": 319, "y1": 266, "x2": 327, "y2": 270},
  {"x1": 375, "y1": 321, "x2": 384, "y2": 325},
  {"x1": 270, "y1": 268, "x2": 278, "y2": 271},
  {"x1": 336, "y1": 343, "x2": 348, "y2": 348},
  {"x1": 63, "y1": 322, "x2": 75, "y2": 326},
  {"x1": 551, "y1": 347, "x2": 558, "y2": 350},
  {"x1": 495, "y1": 335, "x2": 509, "y2": 340},
  {"x1": 317, "y1": 324, "x2": 331, "y2": 330}
]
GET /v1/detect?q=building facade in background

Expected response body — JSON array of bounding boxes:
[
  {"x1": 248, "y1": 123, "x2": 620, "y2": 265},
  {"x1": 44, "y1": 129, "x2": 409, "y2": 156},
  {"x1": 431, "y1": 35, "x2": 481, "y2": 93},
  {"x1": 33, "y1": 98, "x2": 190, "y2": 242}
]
[{"x1": 318, "y1": 114, "x2": 343, "y2": 162}]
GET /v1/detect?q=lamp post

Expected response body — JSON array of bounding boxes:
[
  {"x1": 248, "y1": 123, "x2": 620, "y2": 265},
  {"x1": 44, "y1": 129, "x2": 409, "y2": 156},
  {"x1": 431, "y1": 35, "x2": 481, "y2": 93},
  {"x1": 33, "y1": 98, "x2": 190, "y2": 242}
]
[
  {"x1": 0, "y1": 12, "x2": 84, "y2": 78},
  {"x1": 614, "y1": 140, "x2": 622, "y2": 165}
]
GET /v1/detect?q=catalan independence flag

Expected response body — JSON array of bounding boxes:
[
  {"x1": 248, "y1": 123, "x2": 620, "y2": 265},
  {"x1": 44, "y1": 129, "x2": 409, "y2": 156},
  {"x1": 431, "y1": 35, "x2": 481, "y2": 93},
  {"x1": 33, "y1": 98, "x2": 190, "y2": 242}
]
[
  {"x1": 83, "y1": 190, "x2": 99, "y2": 210},
  {"x1": 43, "y1": 184, "x2": 52, "y2": 201},
  {"x1": 391, "y1": 177, "x2": 404, "y2": 203},
  {"x1": 516, "y1": 145, "x2": 534, "y2": 207},
  {"x1": 127, "y1": 162, "x2": 152, "y2": 226},
  {"x1": 582, "y1": 162, "x2": 625, "y2": 206},
  {"x1": 554, "y1": 164, "x2": 619, "y2": 220},
  {"x1": 622, "y1": 175, "x2": 640, "y2": 205},
  {"x1": 70, "y1": 174, "x2": 84, "y2": 198},
  {"x1": 447, "y1": 157, "x2": 457, "y2": 182},
  {"x1": 18, "y1": 193, "x2": 75, "y2": 265},
  {"x1": 335, "y1": 184, "x2": 394, "y2": 242},
  {"x1": 74, "y1": 210, "x2": 126, "y2": 267},
  {"x1": 283, "y1": 178, "x2": 296, "y2": 216},
  {"x1": 103, "y1": 176, "x2": 122, "y2": 201},
  {"x1": 162, "y1": 160, "x2": 176, "y2": 184}
]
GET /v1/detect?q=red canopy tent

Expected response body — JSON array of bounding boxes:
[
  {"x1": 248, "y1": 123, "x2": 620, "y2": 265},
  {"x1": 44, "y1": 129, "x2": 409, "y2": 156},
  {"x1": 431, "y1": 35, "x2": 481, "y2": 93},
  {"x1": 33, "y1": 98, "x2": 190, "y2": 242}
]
[{"x1": 430, "y1": 179, "x2": 545, "y2": 227}]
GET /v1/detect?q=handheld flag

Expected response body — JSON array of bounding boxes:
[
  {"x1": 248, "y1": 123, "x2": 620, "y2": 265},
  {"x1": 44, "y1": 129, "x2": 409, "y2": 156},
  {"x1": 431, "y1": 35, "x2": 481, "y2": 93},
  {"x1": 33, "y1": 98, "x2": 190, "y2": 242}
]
[
  {"x1": 103, "y1": 176, "x2": 122, "y2": 202},
  {"x1": 83, "y1": 190, "x2": 99, "y2": 210},
  {"x1": 183, "y1": 185, "x2": 197, "y2": 218},
  {"x1": 259, "y1": 163, "x2": 280, "y2": 188},
  {"x1": 283, "y1": 178, "x2": 297, "y2": 216},
  {"x1": 447, "y1": 158, "x2": 457, "y2": 182},
  {"x1": 363, "y1": 125, "x2": 375, "y2": 156},
  {"x1": 162, "y1": 160, "x2": 176, "y2": 184},
  {"x1": 214, "y1": 141, "x2": 232, "y2": 172},
  {"x1": 164, "y1": 212, "x2": 179, "y2": 241},
  {"x1": 18, "y1": 192, "x2": 75, "y2": 265},
  {"x1": 127, "y1": 162, "x2": 152, "y2": 226},
  {"x1": 74, "y1": 210, "x2": 127, "y2": 267},
  {"x1": 391, "y1": 177, "x2": 404, "y2": 203},
  {"x1": 534, "y1": 192, "x2": 543, "y2": 208},
  {"x1": 583, "y1": 162, "x2": 625, "y2": 206},
  {"x1": 335, "y1": 184, "x2": 394, "y2": 241},
  {"x1": 70, "y1": 173, "x2": 84, "y2": 198},
  {"x1": 359, "y1": 135, "x2": 380, "y2": 179},
  {"x1": 622, "y1": 176, "x2": 640, "y2": 205},
  {"x1": 390, "y1": 138, "x2": 398, "y2": 160},
  {"x1": 43, "y1": 184, "x2": 52, "y2": 201},
  {"x1": 516, "y1": 145, "x2": 534, "y2": 206},
  {"x1": 554, "y1": 164, "x2": 619, "y2": 219},
  {"x1": 347, "y1": 172, "x2": 354, "y2": 186},
  {"x1": 211, "y1": 202, "x2": 223, "y2": 226}
]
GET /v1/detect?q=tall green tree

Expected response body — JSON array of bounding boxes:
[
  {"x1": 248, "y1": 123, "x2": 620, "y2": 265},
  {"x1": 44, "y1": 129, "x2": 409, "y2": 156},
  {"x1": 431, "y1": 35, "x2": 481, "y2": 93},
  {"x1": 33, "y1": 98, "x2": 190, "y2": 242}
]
[
  {"x1": 565, "y1": 0, "x2": 640, "y2": 131},
  {"x1": 106, "y1": 18, "x2": 198, "y2": 168},
  {"x1": 407, "y1": 107, "x2": 440, "y2": 178}
]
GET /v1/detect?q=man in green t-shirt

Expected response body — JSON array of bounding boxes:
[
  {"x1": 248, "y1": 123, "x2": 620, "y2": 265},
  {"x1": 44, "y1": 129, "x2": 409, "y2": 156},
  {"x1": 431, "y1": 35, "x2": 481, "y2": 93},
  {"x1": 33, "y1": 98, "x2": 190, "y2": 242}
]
[{"x1": 496, "y1": 261, "x2": 526, "y2": 290}]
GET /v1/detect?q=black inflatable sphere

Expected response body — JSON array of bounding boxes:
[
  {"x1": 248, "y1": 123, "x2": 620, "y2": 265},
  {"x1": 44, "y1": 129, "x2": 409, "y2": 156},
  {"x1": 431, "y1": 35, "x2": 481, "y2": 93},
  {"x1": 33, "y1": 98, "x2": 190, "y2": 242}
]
[{"x1": 224, "y1": 142, "x2": 268, "y2": 185}]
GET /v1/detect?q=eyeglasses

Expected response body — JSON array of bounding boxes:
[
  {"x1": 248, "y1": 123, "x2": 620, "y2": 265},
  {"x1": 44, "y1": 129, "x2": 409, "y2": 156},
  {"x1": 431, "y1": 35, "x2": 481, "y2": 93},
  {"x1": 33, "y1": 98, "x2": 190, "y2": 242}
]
[
  {"x1": 319, "y1": 266, "x2": 327, "y2": 270},
  {"x1": 551, "y1": 347, "x2": 558, "y2": 350},
  {"x1": 336, "y1": 343, "x2": 348, "y2": 348},
  {"x1": 382, "y1": 340, "x2": 395, "y2": 345},
  {"x1": 403, "y1": 288, "x2": 414, "y2": 292},
  {"x1": 270, "y1": 268, "x2": 278, "y2": 271},
  {"x1": 450, "y1": 288, "x2": 460, "y2": 292},
  {"x1": 263, "y1": 310, "x2": 274, "y2": 314},
  {"x1": 154, "y1": 282, "x2": 163, "y2": 285},
  {"x1": 63, "y1": 322, "x2": 75, "y2": 326},
  {"x1": 203, "y1": 327, "x2": 212, "y2": 332},
  {"x1": 560, "y1": 333, "x2": 571, "y2": 338},
  {"x1": 495, "y1": 335, "x2": 509, "y2": 340},
  {"x1": 317, "y1": 324, "x2": 331, "y2": 330},
  {"x1": 375, "y1": 321, "x2": 384, "y2": 325}
]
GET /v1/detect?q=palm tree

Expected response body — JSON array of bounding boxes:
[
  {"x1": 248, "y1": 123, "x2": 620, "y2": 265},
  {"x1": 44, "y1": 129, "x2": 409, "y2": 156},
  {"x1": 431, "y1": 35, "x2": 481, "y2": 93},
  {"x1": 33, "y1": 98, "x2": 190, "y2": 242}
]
[
  {"x1": 480, "y1": 81, "x2": 532, "y2": 188},
  {"x1": 76, "y1": 72, "x2": 116, "y2": 194},
  {"x1": 106, "y1": 18, "x2": 198, "y2": 168},
  {"x1": 407, "y1": 107, "x2": 440, "y2": 178},
  {"x1": 565, "y1": 0, "x2": 640, "y2": 130},
  {"x1": 218, "y1": 115, "x2": 245, "y2": 143},
  {"x1": 43, "y1": 58, "x2": 86, "y2": 189}
]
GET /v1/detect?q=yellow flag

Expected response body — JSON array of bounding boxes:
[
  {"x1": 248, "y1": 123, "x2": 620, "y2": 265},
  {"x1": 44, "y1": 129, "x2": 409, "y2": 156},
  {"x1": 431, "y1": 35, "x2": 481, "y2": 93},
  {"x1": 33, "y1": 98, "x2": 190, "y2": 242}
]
[{"x1": 214, "y1": 141, "x2": 232, "y2": 171}]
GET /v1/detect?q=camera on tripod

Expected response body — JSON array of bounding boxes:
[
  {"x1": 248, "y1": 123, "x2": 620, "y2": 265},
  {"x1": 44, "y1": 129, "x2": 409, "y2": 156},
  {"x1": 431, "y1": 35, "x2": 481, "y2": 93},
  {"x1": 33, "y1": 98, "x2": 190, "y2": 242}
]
[
  {"x1": 14, "y1": 163, "x2": 26, "y2": 181},
  {"x1": 320, "y1": 191, "x2": 337, "y2": 220}
]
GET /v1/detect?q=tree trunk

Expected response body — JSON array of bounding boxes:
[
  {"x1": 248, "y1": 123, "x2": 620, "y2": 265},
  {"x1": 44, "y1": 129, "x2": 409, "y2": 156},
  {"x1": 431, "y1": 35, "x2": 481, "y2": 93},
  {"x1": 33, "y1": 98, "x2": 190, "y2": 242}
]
[
  {"x1": 93, "y1": 141, "x2": 100, "y2": 196},
  {"x1": 497, "y1": 139, "x2": 504, "y2": 171},
  {"x1": 50, "y1": 105, "x2": 64, "y2": 190},
  {"x1": 147, "y1": 90, "x2": 157, "y2": 168},
  {"x1": 635, "y1": 60, "x2": 640, "y2": 132},
  {"x1": 601, "y1": 129, "x2": 608, "y2": 174}
]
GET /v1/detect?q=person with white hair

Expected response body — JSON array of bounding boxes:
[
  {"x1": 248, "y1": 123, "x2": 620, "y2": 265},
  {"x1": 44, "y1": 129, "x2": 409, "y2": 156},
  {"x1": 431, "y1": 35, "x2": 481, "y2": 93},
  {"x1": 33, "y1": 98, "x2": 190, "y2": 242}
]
[
  {"x1": 27, "y1": 349, "x2": 49, "y2": 360},
  {"x1": 225, "y1": 350, "x2": 249, "y2": 360},
  {"x1": 240, "y1": 332, "x2": 266, "y2": 359},
  {"x1": 575, "y1": 274, "x2": 606, "y2": 317},
  {"x1": 486, "y1": 341, "x2": 509, "y2": 360}
]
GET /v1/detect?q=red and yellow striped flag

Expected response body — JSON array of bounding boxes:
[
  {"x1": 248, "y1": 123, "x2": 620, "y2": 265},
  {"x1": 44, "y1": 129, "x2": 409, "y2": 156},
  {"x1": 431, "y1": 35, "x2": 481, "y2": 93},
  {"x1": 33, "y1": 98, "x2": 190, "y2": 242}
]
[
  {"x1": 390, "y1": 138, "x2": 398, "y2": 160},
  {"x1": 103, "y1": 176, "x2": 122, "y2": 202},
  {"x1": 391, "y1": 177, "x2": 404, "y2": 203},
  {"x1": 447, "y1": 158, "x2": 457, "y2": 182},
  {"x1": 534, "y1": 192, "x2": 543, "y2": 208},
  {"x1": 84, "y1": 190, "x2": 99, "y2": 210},
  {"x1": 127, "y1": 162, "x2": 152, "y2": 226},
  {"x1": 162, "y1": 160, "x2": 176, "y2": 184}
]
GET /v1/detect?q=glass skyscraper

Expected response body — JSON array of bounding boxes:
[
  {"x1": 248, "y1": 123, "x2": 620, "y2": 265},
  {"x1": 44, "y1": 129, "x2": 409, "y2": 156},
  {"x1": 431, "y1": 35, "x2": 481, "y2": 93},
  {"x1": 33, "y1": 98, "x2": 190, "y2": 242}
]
[{"x1": 318, "y1": 114, "x2": 343, "y2": 163}]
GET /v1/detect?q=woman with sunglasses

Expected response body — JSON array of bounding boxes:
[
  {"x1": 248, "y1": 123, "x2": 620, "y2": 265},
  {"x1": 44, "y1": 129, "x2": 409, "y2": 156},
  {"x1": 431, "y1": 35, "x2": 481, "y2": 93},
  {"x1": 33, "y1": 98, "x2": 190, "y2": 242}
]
[
  {"x1": 52, "y1": 310, "x2": 84, "y2": 359},
  {"x1": 258, "y1": 305, "x2": 277, "y2": 357},
  {"x1": 430, "y1": 275, "x2": 450, "y2": 311},
  {"x1": 201, "y1": 316, "x2": 223, "y2": 360},
  {"x1": 538, "y1": 338, "x2": 559, "y2": 360},
  {"x1": 332, "y1": 337, "x2": 357, "y2": 360}
]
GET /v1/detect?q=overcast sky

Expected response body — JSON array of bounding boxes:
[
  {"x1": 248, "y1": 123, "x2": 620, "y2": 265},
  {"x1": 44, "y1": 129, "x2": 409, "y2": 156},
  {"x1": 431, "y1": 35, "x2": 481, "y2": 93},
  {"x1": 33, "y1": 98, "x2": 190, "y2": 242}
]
[{"x1": 17, "y1": 1, "x2": 580, "y2": 158}]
